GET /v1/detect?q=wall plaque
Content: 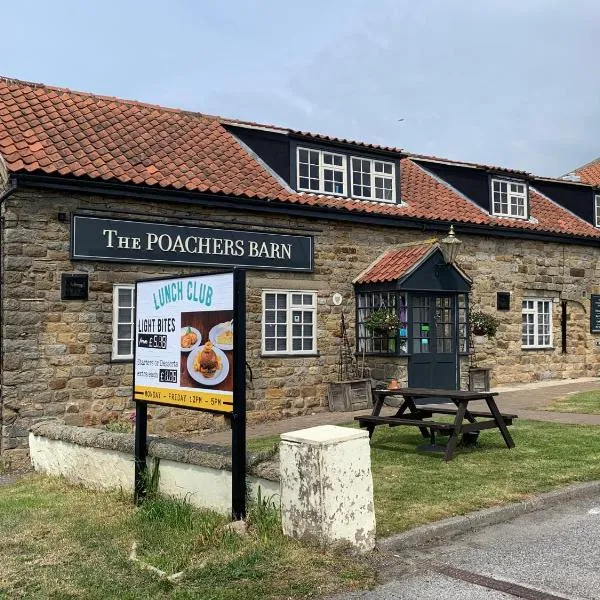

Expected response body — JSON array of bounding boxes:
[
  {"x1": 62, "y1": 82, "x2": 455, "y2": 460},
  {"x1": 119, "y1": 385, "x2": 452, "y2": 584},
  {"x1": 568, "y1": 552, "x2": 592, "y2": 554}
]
[
  {"x1": 591, "y1": 294, "x2": 600, "y2": 333},
  {"x1": 71, "y1": 215, "x2": 313, "y2": 272}
]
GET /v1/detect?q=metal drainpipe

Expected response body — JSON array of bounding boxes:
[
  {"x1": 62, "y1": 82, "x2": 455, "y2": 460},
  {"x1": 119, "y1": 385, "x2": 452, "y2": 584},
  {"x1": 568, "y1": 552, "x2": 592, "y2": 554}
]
[{"x1": 0, "y1": 177, "x2": 18, "y2": 456}]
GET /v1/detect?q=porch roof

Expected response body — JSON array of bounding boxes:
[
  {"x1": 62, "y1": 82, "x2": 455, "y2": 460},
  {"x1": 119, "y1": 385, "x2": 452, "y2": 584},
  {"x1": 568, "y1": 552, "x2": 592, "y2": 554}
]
[{"x1": 353, "y1": 243, "x2": 435, "y2": 285}]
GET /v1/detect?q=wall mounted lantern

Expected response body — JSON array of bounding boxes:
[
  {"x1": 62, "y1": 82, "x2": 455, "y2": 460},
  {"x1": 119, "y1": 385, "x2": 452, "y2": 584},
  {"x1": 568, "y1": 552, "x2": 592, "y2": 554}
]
[{"x1": 440, "y1": 224, "x2": 461, "y2": 265}]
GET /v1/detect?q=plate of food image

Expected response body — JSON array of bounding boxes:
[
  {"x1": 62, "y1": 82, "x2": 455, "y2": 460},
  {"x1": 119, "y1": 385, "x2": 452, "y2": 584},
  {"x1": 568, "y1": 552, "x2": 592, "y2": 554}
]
[
  {"x1": 180, "y1": 326, "x2": 201, "y2": 352},
  {"x1": 209, "y1": 320, "x2": 234, "y2": 351},
  {"x1": 187, "y1": 341, "x2": 229, "y2": 386}
]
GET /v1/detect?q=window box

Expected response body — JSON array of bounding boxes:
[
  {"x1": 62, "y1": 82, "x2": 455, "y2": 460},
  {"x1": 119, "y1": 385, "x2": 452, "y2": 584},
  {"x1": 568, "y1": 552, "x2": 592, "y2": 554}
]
[{"x1": 327, "y1": 379, "x2": 372, "y2": 412}]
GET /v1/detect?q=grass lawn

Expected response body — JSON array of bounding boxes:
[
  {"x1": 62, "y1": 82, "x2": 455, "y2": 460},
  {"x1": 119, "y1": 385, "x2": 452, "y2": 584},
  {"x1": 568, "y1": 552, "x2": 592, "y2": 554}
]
[
  {"x1": 0, "y1": 476, "x2": 375, "y2": 600},
  {"x1": 248, "y1": 419, "x2": 600, "y2": 537},
  {"x1": 541, "y1": 390, "x2": 600, "y2": 414}
]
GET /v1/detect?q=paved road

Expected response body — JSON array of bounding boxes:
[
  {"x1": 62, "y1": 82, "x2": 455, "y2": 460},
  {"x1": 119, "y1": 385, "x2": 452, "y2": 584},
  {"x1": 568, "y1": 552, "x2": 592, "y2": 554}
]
[{"x1": 329, "y1": 495, "x2": 600, "y2": 599}]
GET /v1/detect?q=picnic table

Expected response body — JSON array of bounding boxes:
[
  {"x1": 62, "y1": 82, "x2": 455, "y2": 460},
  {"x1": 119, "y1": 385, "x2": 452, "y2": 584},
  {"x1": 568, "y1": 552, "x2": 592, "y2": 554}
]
[{"x1": 355, "y1": 387, "x2": 517, "y2": 461}]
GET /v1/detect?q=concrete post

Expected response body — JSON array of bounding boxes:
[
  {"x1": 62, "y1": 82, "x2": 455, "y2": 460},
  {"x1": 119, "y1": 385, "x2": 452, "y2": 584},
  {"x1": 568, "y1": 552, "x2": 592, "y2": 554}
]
[{"x1": 279, "y1": 425, "x2": 376, "y2": 553}]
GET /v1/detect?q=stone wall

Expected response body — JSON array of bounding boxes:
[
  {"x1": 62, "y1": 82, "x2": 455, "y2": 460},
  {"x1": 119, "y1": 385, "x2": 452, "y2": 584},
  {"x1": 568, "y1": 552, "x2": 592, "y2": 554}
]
[
  {"x1": 28, "y1": 422, "x2": 278, "y2": 513},
  {"x1": 2, "y1": 188, "x2": 600, "y2": 458}
]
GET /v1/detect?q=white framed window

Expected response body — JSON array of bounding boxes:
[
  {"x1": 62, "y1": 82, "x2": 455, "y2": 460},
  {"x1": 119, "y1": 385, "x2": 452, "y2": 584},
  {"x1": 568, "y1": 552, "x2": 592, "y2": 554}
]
[
  {"x1": 595, "y1": 194, "x2": 600, "y2": 227},
  {"x1": 491, "y1": 179, "x2": 527, "y2": 219},
  {"x1": 351, "y1": 157, "x2": 396, "y2": 202},
  {"x1": 112, "y1": 284, "x2": 135, "y2": 360},
  {"x1": 297, "y1": 147, "x2": 346, "y2": 195},
  {"x1": 522, "y1": 299, "x2": 552, "y2": 348},
  {"x1": 262, "y1": 290, "x2": 317, "y2": 355}
]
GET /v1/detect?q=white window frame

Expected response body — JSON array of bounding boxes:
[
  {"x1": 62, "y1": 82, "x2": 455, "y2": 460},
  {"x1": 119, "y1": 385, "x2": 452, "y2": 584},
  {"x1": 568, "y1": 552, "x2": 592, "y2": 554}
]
[
  {"x1": 261, "y1": 290, "x2": 317, "y2": 356},
  {"x1": 522, "y1": 298, "x2": 553, "y2": 349},
  {"x1": 595, "y1": 194, "x2": 600, "y2": 227},
  {"x1": 296, "y1": 147, "x2": 346, "y2": 196},
  {"x1": 350, "y1": 156, "x2": 396, "y2": 202},
  {"x1": 491, "y1": 178, "x2": 528, "y2": 219},
  {"x1": 112, "y1": 284, "x2": 135, "y2": 360}
]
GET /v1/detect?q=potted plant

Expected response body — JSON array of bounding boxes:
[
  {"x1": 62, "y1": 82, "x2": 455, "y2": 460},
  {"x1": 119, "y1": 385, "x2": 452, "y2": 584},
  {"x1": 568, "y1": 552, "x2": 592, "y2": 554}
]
[
  {"x1": 363, "y1": 309, "x2": 402, "y2": 335},
  {"x1": 469, "y1": 310, "x2": 500, "y2": 338}
]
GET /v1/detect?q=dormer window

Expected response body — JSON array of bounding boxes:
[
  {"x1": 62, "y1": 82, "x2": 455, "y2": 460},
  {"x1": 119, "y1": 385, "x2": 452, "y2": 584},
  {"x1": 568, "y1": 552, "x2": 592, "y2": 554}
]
[
  {"x1": 491, "y1": 179, "x2": 527, "y2": 219},
  {"x1": 297, "y1": 147, "x2": 346, "y2": 195},
  {"x1": 351, "y1": 157, "x2": 395, "y2": 202},
  {"x1": 595, "y1": 194, "x2": 600, "y2": 227}
]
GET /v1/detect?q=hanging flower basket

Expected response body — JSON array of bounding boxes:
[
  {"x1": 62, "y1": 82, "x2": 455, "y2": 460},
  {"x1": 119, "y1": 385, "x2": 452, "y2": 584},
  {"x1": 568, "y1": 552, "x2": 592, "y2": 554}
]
[
  {"x1": 364, "y1": 309, "x2": 402, "y2": 335},
  {"x1": 469, "y1": 310, "x2": 500, "y2": 338}
]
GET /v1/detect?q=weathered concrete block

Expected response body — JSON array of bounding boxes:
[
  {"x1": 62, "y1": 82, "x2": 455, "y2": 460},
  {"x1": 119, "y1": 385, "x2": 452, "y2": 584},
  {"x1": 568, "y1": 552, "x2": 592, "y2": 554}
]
[{"x1": 280, "y1": 425, "x2": 376, "y2": 553}]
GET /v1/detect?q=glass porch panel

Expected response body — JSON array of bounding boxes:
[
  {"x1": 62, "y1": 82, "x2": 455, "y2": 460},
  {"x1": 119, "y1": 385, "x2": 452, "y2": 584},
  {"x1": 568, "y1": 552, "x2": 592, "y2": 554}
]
[
  {"x1": 435, "y1": 296, "x2": 455, "y2": 354},
  {"x1": 412, "y1": 296, "x2": 431, "y2": 354}
]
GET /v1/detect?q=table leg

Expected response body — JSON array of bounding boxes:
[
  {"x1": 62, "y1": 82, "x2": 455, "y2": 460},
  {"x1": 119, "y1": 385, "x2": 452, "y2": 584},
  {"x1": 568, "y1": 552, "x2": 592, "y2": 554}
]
[
  {"x1": 404, "y1": 395, "x2": 430, "y2": 439},
  {"x1": 444, "y1": 401, "x2": 467, "y2": 461},
  {"x1": 365, "y1": 391, "x2": 388, "y2": 440},
  {"x1": 486, "y1": 397, "x2": 515, "y2": 449}
]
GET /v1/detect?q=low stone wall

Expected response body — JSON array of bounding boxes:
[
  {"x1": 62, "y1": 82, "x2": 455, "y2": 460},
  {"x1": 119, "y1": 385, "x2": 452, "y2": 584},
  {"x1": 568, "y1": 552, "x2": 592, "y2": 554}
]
[{"x1": 29, "y1": 422, "x2": 279, "y2": 514}]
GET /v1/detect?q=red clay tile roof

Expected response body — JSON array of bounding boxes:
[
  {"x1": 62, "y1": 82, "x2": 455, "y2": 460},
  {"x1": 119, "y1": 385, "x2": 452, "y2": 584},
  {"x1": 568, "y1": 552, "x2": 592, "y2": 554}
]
[
  {"x1": 574, "y1": 157, "x2": 600, "y2": 186},
  {"x1": 1, "y1": 76, "x2": 599, "y2": 240},
  {"x1": 354, "y1": 244, "x2": 433, "y2": 284},
  {"x1": 0, "y1": 76, "x2": 290, "y2": 199}
]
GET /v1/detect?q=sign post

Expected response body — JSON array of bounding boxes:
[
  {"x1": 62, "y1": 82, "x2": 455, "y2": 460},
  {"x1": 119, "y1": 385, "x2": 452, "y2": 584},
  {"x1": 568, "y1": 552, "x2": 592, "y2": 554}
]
[{"x1": 133, "y1": 269, "x2": 246, "y2": 518}]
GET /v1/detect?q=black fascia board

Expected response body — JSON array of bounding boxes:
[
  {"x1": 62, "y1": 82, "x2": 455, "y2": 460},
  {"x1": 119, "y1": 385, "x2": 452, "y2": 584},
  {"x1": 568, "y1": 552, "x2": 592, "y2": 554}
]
[{"x1": 13, "y1": 172, "x2": 600, "y2": 248}]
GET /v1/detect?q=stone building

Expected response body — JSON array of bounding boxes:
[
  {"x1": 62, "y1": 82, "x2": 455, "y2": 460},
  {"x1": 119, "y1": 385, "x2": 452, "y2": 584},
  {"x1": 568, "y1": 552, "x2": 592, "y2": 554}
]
[{"x1": 1, "y1": 76, "x2": 600, "y2": 462}]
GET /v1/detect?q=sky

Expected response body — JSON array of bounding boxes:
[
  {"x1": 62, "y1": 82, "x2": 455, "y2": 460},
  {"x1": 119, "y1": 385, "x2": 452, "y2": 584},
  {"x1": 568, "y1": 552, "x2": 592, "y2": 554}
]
[{"x1": 1, "y1": 0, "x2": 599, "y2": 177}]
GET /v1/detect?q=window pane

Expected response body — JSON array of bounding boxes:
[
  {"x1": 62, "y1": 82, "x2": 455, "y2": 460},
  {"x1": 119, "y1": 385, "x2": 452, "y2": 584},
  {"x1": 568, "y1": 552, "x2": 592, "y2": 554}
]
[
  {"x1": 276, "y1": 339, "x2": 286, "y2": 351},
  {"x1": 118, "y1": 308, "x2": 132, "y2": 323},
  {"x1": 276, "y1": 294, "x2": 287, "y2": 309},
  {"x1": 118, "y1": 288, "x2": 132, "y2": 307},
  {"x1": 265, "y1": 338, "x2": 275, "y2": 352},
  {"x1": 303, "y1": 338, "x2": 313, "y2": 350},
  {"x1": 117, "y1": 340, "x2": 131, "y2": 356},
  {"x1": 265, "y1": 324, "x2": 275, "y2": 336},
  {"x1": 265, "y1": 294, "x2": 275, "y2": 310},
  {"x1": 292, "y1": 338, "x2": 302, "y2": 351},
  {"x1": 118, "y1": 324, "x2": 132, "y2": 339},
  {"x1": 292, "y1": 293, "x2": 302, "y2": 305},
  {"x1": 292, "y1": 324, "x2": 302, "y2": 336}
]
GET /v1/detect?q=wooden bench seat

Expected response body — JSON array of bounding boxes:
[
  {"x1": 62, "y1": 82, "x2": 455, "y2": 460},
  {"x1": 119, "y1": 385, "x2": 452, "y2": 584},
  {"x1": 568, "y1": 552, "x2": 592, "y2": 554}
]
[
  {"x1": 417, "y1": 407, "x2": 517, "y2": 425},
  {"x1": 355, "y1": 415, "x2": 454, "y2": 431}
]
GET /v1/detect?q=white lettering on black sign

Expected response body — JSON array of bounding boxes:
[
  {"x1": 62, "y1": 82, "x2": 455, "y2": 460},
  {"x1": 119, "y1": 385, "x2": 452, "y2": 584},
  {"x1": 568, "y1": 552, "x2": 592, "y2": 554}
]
[{"x1": 72, "y1": 216, "x2": 313, "y2": 271}]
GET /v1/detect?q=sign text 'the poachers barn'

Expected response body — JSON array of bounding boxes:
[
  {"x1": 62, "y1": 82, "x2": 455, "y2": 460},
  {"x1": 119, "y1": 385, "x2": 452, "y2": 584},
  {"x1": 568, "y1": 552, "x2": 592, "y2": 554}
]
[{"x1": 71, "y1": 215, "x2": 313, "y2": 271}]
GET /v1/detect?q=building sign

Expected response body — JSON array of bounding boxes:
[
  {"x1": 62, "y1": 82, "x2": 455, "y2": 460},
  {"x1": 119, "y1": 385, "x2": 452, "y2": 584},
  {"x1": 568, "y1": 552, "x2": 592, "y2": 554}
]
[
  {"x1": 591, "y1": 294, "x2": 600, "y2": 333},
  {"x1": 134, "y1": 272, "x2": 236, "y2": 413},
  {"x1": 71, "y1": 215, "x2": 313, "y2": 271}
]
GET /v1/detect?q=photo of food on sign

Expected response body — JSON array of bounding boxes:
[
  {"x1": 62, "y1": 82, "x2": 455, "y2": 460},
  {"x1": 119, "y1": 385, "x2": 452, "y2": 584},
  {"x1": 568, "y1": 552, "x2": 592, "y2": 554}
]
[{"x1": 180, "y1": 310, "x2": 234, "y2": 391}]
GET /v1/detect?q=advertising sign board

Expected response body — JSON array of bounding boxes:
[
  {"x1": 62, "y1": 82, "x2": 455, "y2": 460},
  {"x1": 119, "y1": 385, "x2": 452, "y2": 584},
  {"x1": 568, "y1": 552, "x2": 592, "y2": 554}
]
[
  {"x1": 134, "y1": 271, "x2": 235, "y2": 413},
  {"x1": 133, "y1": 269, "x2": 247, "y2": 518}
]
